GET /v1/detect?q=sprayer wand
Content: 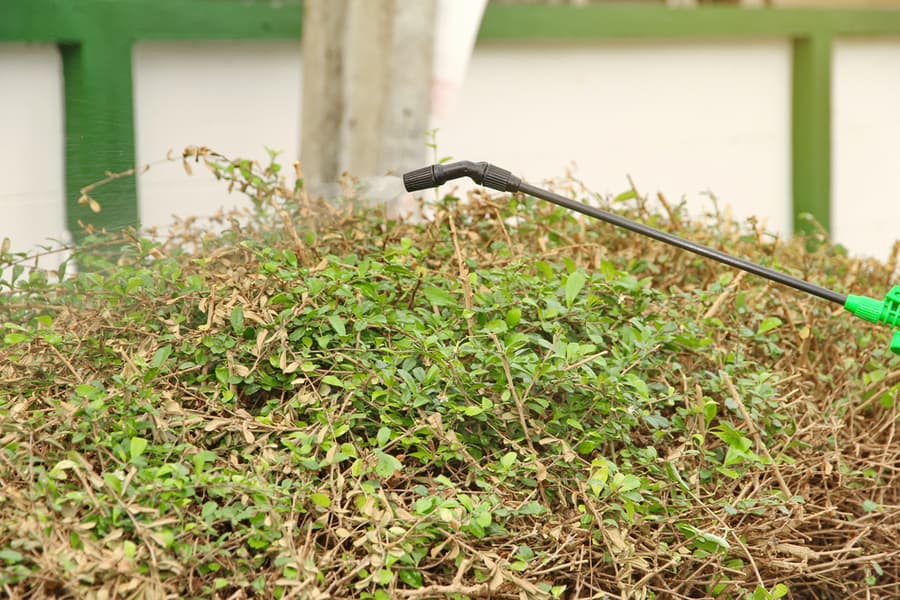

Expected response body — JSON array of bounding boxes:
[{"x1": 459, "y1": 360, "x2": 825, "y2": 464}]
[{"x1": 403, "y1": 161, "x2": 900, "y2": 355}]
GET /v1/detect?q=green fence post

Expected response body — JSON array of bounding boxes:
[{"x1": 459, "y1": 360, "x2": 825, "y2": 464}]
[
  {"x1": 791, "y1": 32, "x2": 832, "y2": 236},
  {"x1": 61, "y1": 34, "x2": 138, "y2": 242}
]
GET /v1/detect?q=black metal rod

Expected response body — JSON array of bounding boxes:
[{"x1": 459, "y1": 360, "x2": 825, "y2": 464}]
[
  {"x1": 517, "y1": 181, "x2": 847, "y2": 305},
  {"x1": 402, "y1": 161, "x2": 847, "y2": 306}
]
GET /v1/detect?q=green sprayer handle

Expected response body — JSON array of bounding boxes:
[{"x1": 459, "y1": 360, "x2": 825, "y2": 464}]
[{"x1": 844, "y1": 286, "x2": 900, "y2": 355}]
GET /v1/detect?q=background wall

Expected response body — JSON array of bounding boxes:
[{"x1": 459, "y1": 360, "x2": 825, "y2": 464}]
[
  {"x1": 0, "y1": 44, "x2": 68, "y2": 257},
  {"x1": 437, "y1": 40, "x2": 793, "y2": 236},
  {"x1": 832, "y1": 38, "x2": 900, "y2": 259},
  {"x1": 132, "y1": 41, "x2": 303, "y2": 230},
  {"x1": 1, "y1": 38, "x2": 899, "y2": 260}
]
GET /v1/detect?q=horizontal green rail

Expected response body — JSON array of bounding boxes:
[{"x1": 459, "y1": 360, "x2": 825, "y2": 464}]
[
  {"x1": 480, "y1": 5, "x2": 900, "y2": 38},
  {"x1": 0, "y1": 0, "x2": 304, "y2": 41},
  {"x1": 3, "y1": 1, "x2": 900, "y2": 240}
]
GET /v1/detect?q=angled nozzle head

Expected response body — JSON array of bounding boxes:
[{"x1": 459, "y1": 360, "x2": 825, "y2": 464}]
[{"x1": 402, "y1": 161, "x2": 521, "y2": 193}]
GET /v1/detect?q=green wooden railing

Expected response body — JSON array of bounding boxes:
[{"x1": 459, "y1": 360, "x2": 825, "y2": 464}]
[{"x1": 3, "y1": 0, "x2": 900, "y2": 240}]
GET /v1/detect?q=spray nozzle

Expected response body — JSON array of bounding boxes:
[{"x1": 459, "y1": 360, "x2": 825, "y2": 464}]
[
  {"x1": 844, "y1": 287, "x2": 900, "y2": 355},
  {"x1": 403, "y1": 161, "x2": 522, "y2": 193}
]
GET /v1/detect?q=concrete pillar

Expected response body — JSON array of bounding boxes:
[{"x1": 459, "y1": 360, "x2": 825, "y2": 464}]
[
  {"x1": 300, "y1": 0, "x2": 348, "y2": 187},
  {"x1": 301, "y1": 0, "x2": 436, "y2": 189},
  {"x1": 377, "y1": 0, "x2": 437, "y2": 175}
]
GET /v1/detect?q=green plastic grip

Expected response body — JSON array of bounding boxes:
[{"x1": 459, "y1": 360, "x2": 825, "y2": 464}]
[{"x1": 844, "y1": 286, "x2": 900, "y2": 355}]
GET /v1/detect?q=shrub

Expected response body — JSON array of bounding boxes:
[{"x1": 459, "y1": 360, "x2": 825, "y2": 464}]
[{"x1": 1, "y1": 151, "x2": 898, "y2": 598}]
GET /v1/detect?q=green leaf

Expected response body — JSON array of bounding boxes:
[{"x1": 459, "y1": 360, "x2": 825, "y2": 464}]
[
  {"x1": 398, "y1": 569, "x2": 423, "y2": 588},
  {"x1": 103, "y1": 473, "x2": 123, "y2": 495},
  {"x1": 327, "y1": 314, "x2": 346, "y2": 337},
  {"x1": 50, "y1": 459, "x2": 78, "y2": 477},
  {"x1": 703, "y1": 398, "x2": 718, "y2": 427},
  {"x1": 230, "y1": 306, "x2": 245, "y2": 333},
  {"x1": 505, "y1": 307, "x2": 522, "y2": 328},
  {"x1": 679, "y1": 523, "x2": 730, "y2": 552},
  {"x1": 499, "y1": 452, "x2": 517, "y2": 468},
  {"x1": 482, "y1": 319, "x2": 508, "y2": 334},
  {"x1": 666, "y1": 462, "x2": 690, "y2": 492},
  {"x1": 3, "y1": 332, "x2": 28, "y2": 345},
  {"x1": 151, "y1": 344, "x2": 172, "y2": 369},
  {"x1": 321, "y1": 374, "x2": 344, "y2": 388},
  {"x1": 698, "y1": 531, "x2": 730, "y2": 552},
  {"x1": 193, "y1": 450, "x2": 217, "y2": 475},
  {"x1": 474, "y1": 510, "x2": 491, "y2": 528},
  {"x1": 310, "y1": 493, "x2": 331, "y2": 508},
  {"x1": 75, "y1": 383, "x2": 97, "y2": 398},
  {"x1": 712, "y1": 422, "x2": 751, "y2": 450},
  {"x1": 757, "y1": 316, "x2": 783, "y2": 335},
  {"x1": 201, "y1": 501, "x2": 218, "y2": 520},
  {"x1": 123, "y1": 540, "x2": 136, "y2": 559},
  {"x1": 423, "y1": 286, "x2": 455, "y2": 307},
  {"x1": 252, "y1": 575, "x2": 266, "y2": 593},
  {"x1": 614, "y1": 189, "x2": 637, "y2": 203},
  {"x1": 865, "y1": 368, "x2": 886, "y2": 385},
  {"x1": 215, "y1": 365, "x2": 229, "y2": 385},
  {"x1": 516, "y1": 501, "x2": 547, "y2": 515},
  {"x1": 414, "y1": 497, "x2": 436, "y2": 514},
  {"x1": 565, "y1": 270, "x2": 587, "y2": 308},
  {"x1": 616, "y1": 474, "x2": 642, "y2": 493},
  {"x1": 126, "y1": 276, "x2": 144, "y2": 294},
  {"x1": 625, "y1": 374, "x2": 650, "y2": 399},
  {"x1": 376, "y1": 426, "x2": 391, "y2": 446},
  {"x1": 375, "y1": 450, "x2": 402, "y2": 479},
  {"x1": 0, "y1": 549, "x2": 23, "y2": 563},
  {"x1": 516, "y1": 545, "x2": 535, "y2": 560},
  {"x1": 862, "y1": 499, "x2": 880, "y2": 513},
  {"x1": 130, "y1": 437, "x2": 148, "y2": 460},
  {"x1": 534, "y1": 261, "x2": 553, "y2": 279},
  {"x1": 772, "y1": 583, "x2": 789, "y2": 598}
]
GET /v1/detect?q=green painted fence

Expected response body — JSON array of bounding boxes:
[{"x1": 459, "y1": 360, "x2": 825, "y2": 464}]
[{"x1": 3, "y1": 0, "x2": 900, "y2": 240}]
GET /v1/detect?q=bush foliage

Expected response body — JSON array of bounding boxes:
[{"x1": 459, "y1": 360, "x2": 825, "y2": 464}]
[{"x1": 2, "y1": 152, "x2": 899, "y2": 599}]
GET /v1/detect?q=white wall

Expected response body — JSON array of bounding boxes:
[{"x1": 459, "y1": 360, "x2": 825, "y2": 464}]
[
  {"x1": 1, "y1": 39, "x2": 899, "y2": 262},
  {"x1": 436, "y1": 40, "x2": 793, "y2": 237},
  {"x1": 133, "y1": 41, "x2": 303, "y2": 231},
  {"x1": 0, "y1": 44, "x2": 67, "y2": 263},
  {"x1": 833, "y1": 38, "x2": 900, "y2": 260}
]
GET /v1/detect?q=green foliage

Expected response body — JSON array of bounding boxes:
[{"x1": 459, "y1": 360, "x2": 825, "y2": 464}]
[{"x1": 1, "y1": 154, "x2": 899, "y2": 598}]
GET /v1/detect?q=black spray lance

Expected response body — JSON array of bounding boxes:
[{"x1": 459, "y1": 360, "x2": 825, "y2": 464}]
[{"x1": 402, "y1": 161, "x2": 900, "y2": 354}]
